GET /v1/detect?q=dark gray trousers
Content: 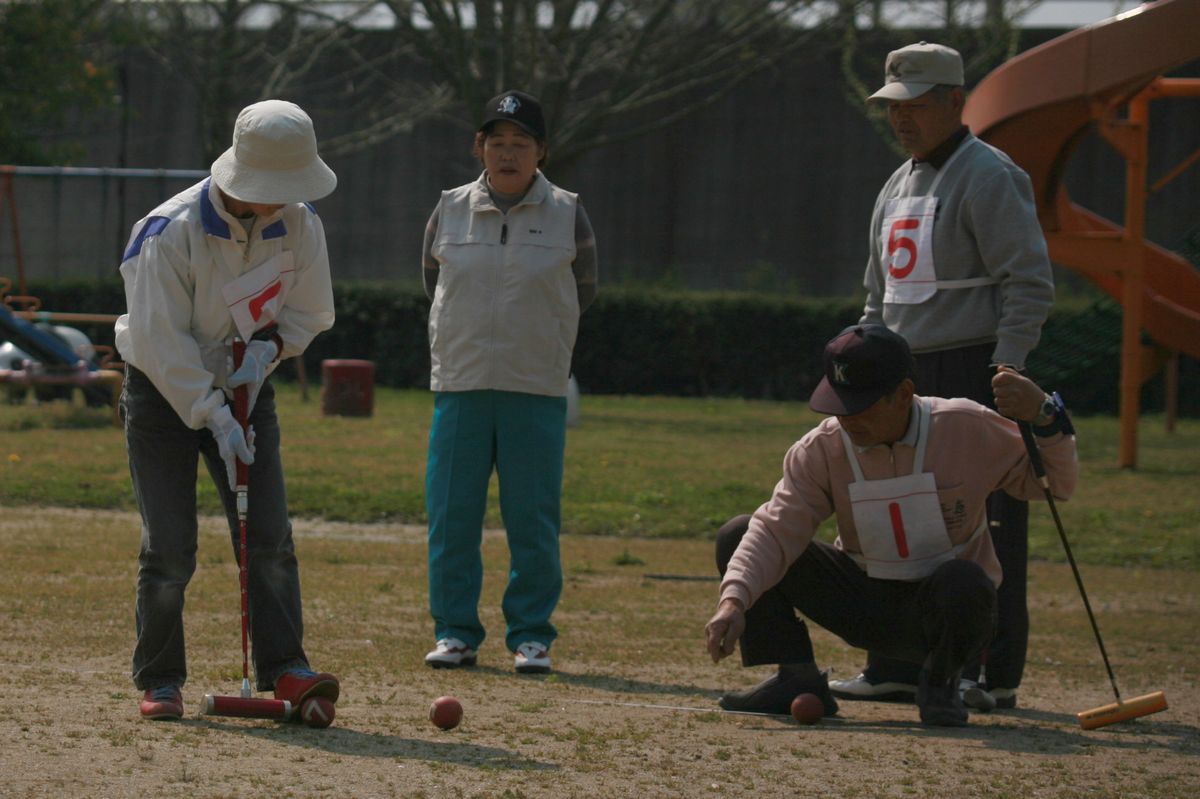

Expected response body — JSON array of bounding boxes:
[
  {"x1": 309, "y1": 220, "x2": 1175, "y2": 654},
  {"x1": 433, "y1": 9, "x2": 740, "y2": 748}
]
[
  {"x1": 122, "y1": 366, "x2": 309, "y2": 691},
  {"x1": 865, "y1": 342, "x2": 1030, "y2": 691},
  {"x1": 717, "y1": 515, "x2": 996, "y2": 686}
]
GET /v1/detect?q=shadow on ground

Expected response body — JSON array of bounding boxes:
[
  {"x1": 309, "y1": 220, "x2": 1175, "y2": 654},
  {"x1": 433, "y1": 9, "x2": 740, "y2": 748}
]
[{"x1": 190, "y1": 718, "x2": 557, "y2": 771}]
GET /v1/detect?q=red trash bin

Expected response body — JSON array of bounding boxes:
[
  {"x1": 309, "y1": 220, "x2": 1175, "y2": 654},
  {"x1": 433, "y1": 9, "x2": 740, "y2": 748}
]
[{"x1": 320, "y1": 359, "x2": 375, "y2": 417}]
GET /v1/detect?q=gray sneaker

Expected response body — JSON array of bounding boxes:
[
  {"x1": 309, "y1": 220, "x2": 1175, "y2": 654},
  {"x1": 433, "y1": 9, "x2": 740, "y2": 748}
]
[
  {"x1": 959, "y1": 679, "x2": 997, "y2": 712},
  {"x1": 989, "y1": 687, "x2": 1018, "y2": 709}
]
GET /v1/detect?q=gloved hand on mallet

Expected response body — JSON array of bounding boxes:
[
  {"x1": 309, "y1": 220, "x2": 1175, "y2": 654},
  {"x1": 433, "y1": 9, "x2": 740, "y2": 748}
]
[
  {"x1": 205, "y1": 404, "x2": 255, "y2": 491},
  {"x1": 227, "y1": 338, "x2": 278, "y2": 416}
]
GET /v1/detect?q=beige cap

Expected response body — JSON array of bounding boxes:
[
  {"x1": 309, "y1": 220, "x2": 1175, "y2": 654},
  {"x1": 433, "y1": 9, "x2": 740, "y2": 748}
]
[
  {"x1": 210, "y1": 100, "x2": 337, "y2": 204},
  {"x1": 868, "y1": 42, "x2": 964, "y2": 103}
]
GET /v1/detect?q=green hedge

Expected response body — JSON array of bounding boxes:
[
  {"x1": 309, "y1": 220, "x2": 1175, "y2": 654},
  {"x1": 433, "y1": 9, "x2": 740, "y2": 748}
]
[
  {"x1": 301, "y1": 283, "x2": 431, "y2": 389},
  {"x1": 308, "y1": 286, "x2": 865, "y2": 400},
  {"x1": 574, "y1": 289, "x2": 862, "y2": 399},
  {"x1": 15, "y1": 279, "x2": 1198, "y2": 415}
]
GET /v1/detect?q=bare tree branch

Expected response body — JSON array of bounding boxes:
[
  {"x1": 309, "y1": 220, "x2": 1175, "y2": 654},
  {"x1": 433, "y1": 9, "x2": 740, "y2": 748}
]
[
  {"x1": 835, "y1": 0, "x2": 1038, "y2": 155},
  {"x1": 120, "y1": 1, "x2": 1042, "y2": 173}
]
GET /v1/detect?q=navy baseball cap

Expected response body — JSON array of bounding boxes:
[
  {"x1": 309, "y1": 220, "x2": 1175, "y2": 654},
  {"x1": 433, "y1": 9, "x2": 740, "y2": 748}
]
[
  {"x1": 809, "y1": 325, "x2": 914, "y2": 416},
  {"x1": 480, "y1": 90, "x2": 547, "y2": 141}
]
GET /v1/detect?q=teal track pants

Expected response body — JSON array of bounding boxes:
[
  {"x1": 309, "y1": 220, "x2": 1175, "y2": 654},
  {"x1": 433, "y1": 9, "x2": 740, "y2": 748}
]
[{"x1": 425, "y1": 390, "x2": 566, "y2": 652}]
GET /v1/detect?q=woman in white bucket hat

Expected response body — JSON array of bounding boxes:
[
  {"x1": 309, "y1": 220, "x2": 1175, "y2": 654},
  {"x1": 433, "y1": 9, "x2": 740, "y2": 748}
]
[{"x1": 115, "y1": 99, "x2": 341, "y2": 721}]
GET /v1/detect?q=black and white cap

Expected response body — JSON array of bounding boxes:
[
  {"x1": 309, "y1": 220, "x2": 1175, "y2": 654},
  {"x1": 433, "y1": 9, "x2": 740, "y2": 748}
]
[{"x1": 479, "y1": 90, "x2": 547, "y2": 141}]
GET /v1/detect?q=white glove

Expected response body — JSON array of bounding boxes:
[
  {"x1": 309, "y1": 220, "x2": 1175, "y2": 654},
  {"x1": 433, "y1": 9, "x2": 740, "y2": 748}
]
[
  {"x1": 205, "y1": 404, "x2": 255, "y2": 491},
  {"x1": 227, "y1": 339, "x2": 278, "y2": 415}
]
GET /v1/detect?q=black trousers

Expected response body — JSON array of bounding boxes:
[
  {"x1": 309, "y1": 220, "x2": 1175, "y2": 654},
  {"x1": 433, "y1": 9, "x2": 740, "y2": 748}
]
[
  {"x1": 717, "y1": 516, "x2": 997, "y2": 686},
  {"x1": 865, "y1": 342, "x2": 1030, "y2": 691}
]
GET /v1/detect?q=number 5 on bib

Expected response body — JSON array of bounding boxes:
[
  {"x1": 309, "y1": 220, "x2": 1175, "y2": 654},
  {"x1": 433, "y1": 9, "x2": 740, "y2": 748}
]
[{"x1": 881, "y1": 197, "x2": 937, "y2": 304}]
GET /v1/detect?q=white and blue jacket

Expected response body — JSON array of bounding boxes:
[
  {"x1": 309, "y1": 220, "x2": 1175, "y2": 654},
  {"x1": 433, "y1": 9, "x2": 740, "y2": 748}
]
[{"x1": 115, "y1": 178, "x2": 334, "y2": 429}]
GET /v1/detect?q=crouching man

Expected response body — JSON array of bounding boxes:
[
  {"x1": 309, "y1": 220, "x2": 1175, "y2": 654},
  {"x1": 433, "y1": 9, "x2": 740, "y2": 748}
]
[{"x1": 704, "y1": 324, "x2": 1076, "y2": 726}]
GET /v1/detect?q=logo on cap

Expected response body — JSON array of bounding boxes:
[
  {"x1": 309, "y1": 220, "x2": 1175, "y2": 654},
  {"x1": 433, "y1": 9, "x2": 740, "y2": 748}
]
[
  {"x1": 498, "y1": 95, "x2": 521, "y2": 115},
  {"x1": 832, "y1": 360, "x2": 850, "y2": 385}
]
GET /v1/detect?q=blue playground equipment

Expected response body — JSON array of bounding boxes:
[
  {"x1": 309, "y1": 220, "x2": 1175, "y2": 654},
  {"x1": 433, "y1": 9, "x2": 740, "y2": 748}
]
[
  {"x1": 0, "y1": 304, "x2": 97, "y2": 369},
  {"x1": 0, "y1": 302, "x2": 115, "y2": 408}
]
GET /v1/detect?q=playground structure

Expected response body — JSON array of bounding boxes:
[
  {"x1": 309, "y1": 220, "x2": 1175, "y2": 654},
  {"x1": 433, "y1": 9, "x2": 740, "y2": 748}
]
[
  {"x1": 0, "y1": 166, "x2": 321, "y2": 412},
  {"x1": 0, "y1": 166, "x2": 213, "y2": 423},
  {"x1": 964, "y1": 0, "x2": 1200, "y2": 467},
  {"x1": 3, "y1": 5, "x2": 1198, "y2": 447},
  {"x1": 0, "y1": 277, "x2": 123, "y2": 423}
]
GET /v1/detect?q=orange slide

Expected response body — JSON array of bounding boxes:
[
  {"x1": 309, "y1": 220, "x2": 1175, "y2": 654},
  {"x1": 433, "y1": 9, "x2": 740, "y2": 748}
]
[{"x1": 963, "y1": 0, "x2": 1200, "y2": 360}]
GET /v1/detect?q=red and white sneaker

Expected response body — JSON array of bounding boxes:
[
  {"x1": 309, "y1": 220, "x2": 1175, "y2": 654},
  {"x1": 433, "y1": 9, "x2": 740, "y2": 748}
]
[
  {"x1": 514, "y1": 642, "x2": 551, "y2": 674},
  {"x1": 139, "y1": 685, "x2": 184, "y2": 720},
  {"x1": 274, "y1": 668, "x2": 340, "y2": 706},
  {"x1": 425, "y1": 638, "x2": 478, "y2": 669}
]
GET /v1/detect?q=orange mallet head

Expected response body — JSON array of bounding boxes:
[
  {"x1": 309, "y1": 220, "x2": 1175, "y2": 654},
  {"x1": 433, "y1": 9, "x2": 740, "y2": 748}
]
[
  {"x1": 1078, "y1": 691, "x2": 1168, "y2": 730},
  {"x1": 1018, "y1": 426, "x2": 1169, "y2": 732}
]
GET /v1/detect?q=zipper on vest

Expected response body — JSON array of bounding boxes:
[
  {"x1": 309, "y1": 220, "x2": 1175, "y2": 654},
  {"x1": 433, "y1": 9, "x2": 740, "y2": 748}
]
[{"x1": 500, "y1": 223, "x2": 508, "y2": 245}]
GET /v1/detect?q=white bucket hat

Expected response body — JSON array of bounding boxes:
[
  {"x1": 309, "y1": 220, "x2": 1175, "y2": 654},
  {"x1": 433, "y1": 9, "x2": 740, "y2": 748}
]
[
  {"x1": 210, "y1": 100, "x2": 337, "y2": 204},
  {"x1": 868, "y1": 42, "x2": 964, "y2": 103}
]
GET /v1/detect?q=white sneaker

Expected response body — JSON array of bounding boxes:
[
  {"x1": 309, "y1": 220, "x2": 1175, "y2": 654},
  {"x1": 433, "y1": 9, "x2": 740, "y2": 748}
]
[
  {"x1": 514, "y1": 642, "x2": 551, "y2": 674},
  {"x1": 425, "y1": 637, "x2": 477, "y2": 669},
  {"x1": 829, "y1": 672, "x2": 917, "y2": 701}
]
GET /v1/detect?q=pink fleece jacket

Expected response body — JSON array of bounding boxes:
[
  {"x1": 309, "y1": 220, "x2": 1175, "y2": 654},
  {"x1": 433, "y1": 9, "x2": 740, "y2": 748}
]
[{"x1": 719, "y1": 396, "x2": 1078, "y2": 611}]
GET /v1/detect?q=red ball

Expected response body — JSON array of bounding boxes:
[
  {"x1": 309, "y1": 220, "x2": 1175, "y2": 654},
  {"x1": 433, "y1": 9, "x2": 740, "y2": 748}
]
[
  {"x1": 429, "y1": 695, "x2": 463, "y2": 730},
  {"x1": 300, "y1": 696, "x2": 336, "y2": 729},
  {"x1": 791, "y1": 692, "x2": 823, "y2": 725}
]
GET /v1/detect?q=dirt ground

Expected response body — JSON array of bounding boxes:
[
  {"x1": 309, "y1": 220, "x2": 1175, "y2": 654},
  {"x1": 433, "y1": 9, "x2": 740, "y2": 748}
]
[{"x1": 1, "y1": 507, "x2": 1196, "y2": 798}]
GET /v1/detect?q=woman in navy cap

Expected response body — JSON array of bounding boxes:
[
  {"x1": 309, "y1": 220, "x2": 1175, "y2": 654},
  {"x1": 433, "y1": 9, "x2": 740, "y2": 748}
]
[{"x1": 419, "y1": 90, "x2": 598, "y2": 674}]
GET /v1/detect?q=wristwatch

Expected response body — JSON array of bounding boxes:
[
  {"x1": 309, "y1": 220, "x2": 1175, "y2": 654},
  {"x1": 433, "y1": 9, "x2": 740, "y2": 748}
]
[
  {"x1": 1033, "y1": 394, "x2": 1056, "y2": 427},
  {"x1": 1032, "y1": 391, "x2": 1074, "y2": 436}
]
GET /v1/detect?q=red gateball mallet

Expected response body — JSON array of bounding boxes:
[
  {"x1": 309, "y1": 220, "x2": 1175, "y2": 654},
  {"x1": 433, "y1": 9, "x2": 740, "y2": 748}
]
[{"x1": 203, "y1": 337, "x2": 292, "y2": 722}]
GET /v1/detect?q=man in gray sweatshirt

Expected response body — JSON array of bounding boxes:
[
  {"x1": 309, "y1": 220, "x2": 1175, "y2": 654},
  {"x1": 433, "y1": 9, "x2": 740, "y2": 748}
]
[{"x1": 836, "y1": 42, "x2": 1055, "y2": 711}]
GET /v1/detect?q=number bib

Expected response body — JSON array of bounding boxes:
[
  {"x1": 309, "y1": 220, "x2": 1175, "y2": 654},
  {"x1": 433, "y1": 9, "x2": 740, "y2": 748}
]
[
  {"x1": 881, "y1": 196, "x2": 938, "y2": 305},
  {"x1": 221, "y1": 251, "x2": 295, "y2": 341},
  {"x1": 879, "y1": 137, "x2": 984, "y2": 305},
  {"x1": 840, "y1": 399, "x2": 955, "y2": 580}
]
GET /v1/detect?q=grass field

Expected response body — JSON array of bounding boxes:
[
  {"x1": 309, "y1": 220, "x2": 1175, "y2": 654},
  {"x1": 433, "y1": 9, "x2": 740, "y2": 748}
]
[
  {"x1": 2, "y1": 383, "x2": 1197, "y2": 568},
  {"x1": 1, "y1": 386, "x2": 1197, "y2": 796}
]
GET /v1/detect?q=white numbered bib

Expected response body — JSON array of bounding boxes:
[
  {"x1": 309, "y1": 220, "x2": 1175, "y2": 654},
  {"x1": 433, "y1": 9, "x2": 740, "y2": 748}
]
[
  {"x1": 881, "y1": 195, "x2": 938, "y2": 305},
  {"x1": 880, "y1": 137, "x2": 992, "y2": 305},
  {"x1": 222, "y1": 251, "x2": 295, "y2": 341},
  {"x1": 842, "y1": 399, "x2": 955, "y2": 580}
]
